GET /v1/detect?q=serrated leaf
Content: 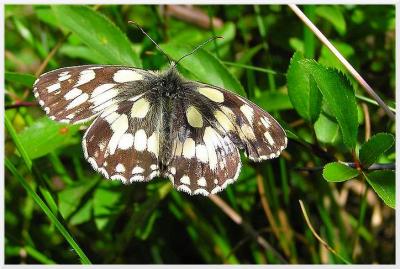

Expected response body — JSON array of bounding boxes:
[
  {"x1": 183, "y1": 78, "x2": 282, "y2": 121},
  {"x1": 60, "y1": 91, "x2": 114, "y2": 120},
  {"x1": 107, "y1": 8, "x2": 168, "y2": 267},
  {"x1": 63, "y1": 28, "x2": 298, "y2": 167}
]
[
  {"x1": 300, "y1": 60, "x2": 358, "y2": 149},
  {"x1": 52, "y1": 5, "x2": 141, "y2": 67},
  {"x1": 287, "y1": 52, "x2": 322, "y2": 123},
  {"x1": 18, "y1": 117, "x2": 80, "y2": 159},
  {"x1": 323, "y1": 162, "x2": 359, "y2": 182},
  {"x1": 314, "y1": 113, "x2": 341, "y2": 144},
  {"x1": 5, "y1": 72, "x2": 36, "y2": 87},
  {"x1": 161, "y1": 44, "x2": 245, "y2": 96},
  {"x1": 316, "y1": 6, "x2": 346, "y2": 35},
  {"x1": 365, "y1": 170, "x2": 395, "y2": 208},
  {"x1": 359, "y1": 133, "x2": 394, "y2": 168}
]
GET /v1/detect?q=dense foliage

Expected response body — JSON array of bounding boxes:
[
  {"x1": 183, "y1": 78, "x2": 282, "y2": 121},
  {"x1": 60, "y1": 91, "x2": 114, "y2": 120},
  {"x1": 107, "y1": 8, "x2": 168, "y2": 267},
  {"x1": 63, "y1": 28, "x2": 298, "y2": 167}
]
[{"x1": 5, "y1": 5, "x2": 395, "y2": 264}]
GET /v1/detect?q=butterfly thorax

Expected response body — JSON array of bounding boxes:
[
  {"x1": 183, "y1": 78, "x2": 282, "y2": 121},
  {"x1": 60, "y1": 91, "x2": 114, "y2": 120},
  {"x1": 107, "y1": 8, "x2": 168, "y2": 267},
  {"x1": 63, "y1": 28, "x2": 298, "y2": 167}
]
[{"x1": 155, "y1": 67, "x2": 186, "y2": 99}]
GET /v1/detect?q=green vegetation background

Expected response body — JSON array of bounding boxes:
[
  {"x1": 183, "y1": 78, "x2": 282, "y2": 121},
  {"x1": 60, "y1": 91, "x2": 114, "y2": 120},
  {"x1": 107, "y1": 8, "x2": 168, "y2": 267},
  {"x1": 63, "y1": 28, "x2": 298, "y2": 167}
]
[{"x1": 4, "y1": 5, "x2": 395, "y2": 264}]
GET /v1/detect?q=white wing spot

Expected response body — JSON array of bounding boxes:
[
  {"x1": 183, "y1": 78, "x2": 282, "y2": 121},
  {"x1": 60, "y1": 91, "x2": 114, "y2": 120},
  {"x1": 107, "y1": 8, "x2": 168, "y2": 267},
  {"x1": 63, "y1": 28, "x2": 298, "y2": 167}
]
[
  {"x1": 195, "y1": 144, "x2": 208, "y2": 163},
  {"x1": 177, "y1": 185, "x2": 192, "y2": 194},
  {"x1": 186, "y1": 106, "x2": 203, "y2": 128},
  {"x1": 197, "y1": 177, "x2": 207, "y2": 187},
  {"x1": 193, "y1": 189, "x2": 209, "y2": 196},
  {"x1": 214, "y1": 110, "x2": 235, "y2": 131},
  {"x1": 203, "y1": 127, "x2": 219, "y2": 171},
  {"x1": 198, "y1": 87, "x2": 224, "y2": 103},
  {"x1": 134, "y1": 129, "x2": 147, "y2": 151},
  {"x1": 91, "y1": 89, "x2": 119, "y2": 107},
  {"x1": 150, "y1": 164, "x2": 158, "y2": 170},
  {"x1": 59, "y1": 71, "x2": 69, "y2": 76},
  {"x1": 47, "y1": 83, "x2": 60, "y2": 93},
  {"x1": 132, "y1": 166, "x2": 144, "y2": 174},
  {"x1": 170, "y1": 167, "x2": 176, "y2": 175},
  {"x1": 58, "y1": 74, "x2": 71, "y2": 81},
  {"x1": 264, "y1": 132, "x2": 275, "y2": 146},
  {"x1": 240, "y1": 104, "x2": 254, "y2": 125},
  {"x1": 118, "y1": 133, "x2": 134, "y2": 150},
  {"x1": 261, "y1": 116, "x2": 271, "y2": 129},
  {"x1": 131, "y1": 98, "x2": 150, "y2": 118},
  {"x1": 66, "y1": 93, "x2": 89, "y2": 110},
  {"x1": 130, "y1": 175, "x2": 145, "y2": 182},
  {"x1": 147, "y1": 132, "x2": 159, "y2": 157},
  {"x1": 180, "y1": 175, "x2": 191, "y2": 185},
  {"x1": 66, "y1": 113, "x2": 75, "y2": 119},
  {"x1": 64, "y1": 88, "x2": 82, "y2": 100},
  {"x1": 113, "y1": 69, "x2": 143, "y2": 83},
  {"x1": 116, "y1": 163, "x2": 126, "y2": 173},
  {"x1": 108, "y1": 114, "x2": 129, "y2": 154},
  {"x1": 44, "y1": 107, "x2": 50, "y2": 113},
  {"x1": 241, "y1": 124, "x2": 256, "y2": 141},
  {"x1": 74, "y1": 70, "x2": 95, "y2": 87},
  {"x1": 92, "y1": 84, "x2": 116, "y2": 97},
  {"x1": 182, "y1": 138, "x2": 196, "y2": 159}
]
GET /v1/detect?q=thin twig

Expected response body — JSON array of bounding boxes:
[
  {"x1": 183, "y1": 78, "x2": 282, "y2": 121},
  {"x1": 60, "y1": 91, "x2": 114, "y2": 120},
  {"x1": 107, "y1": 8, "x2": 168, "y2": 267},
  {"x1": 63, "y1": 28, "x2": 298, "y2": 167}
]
[
  {"x1": 296, "y1": 162, "x2": 395, "y2": 172},
  {"x1": 288, "y1": 4, "x2": 395, "y2": 121},
  {"x1": 209, "y1": 194, "x2": 288, "y2": 263},
  {"x1": 298, "y1": 200, "x2": 351, "y2": 264},
  {"x1": 5, "y1": 101, "x2": 37, "y2": 110}
]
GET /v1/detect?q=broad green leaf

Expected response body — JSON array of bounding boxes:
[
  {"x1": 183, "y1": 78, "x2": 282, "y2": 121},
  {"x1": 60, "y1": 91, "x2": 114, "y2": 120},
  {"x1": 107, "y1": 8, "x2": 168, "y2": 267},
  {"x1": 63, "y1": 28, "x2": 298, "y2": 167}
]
[
  {"x1": 93, "y1": 183, "x2": 123, "y2": 230},
  {"x1": 301, "y1": 60, "x2": 358, "y2": 149},
  {"x1": 35, "y1": 7, "x2": 58, "y2": 28},
  {"x1": 359, "y1": 133, "x2": 394, "y2": 168},
  {"x1": 323, "y1": 162, "x2": 359, "y2": 182},
  {"x1": 58, "y1": 179, "x2": 98, "y2": 220},
  {"x1": 255, "y1": 91, "x2": 293, "y2": 111},
  {"x1": 161, "y1": 44, "x2": 245, "y2": 96},
  {"x1": 316, "y1": 6, "x2": 346, "y2": 35},
  {"x1": 52, "y1": 5, "x2": 141, "y2": 67},
  {"x1": 365, "y1": 170, "x2": 395, "y2": 208},
  {"x1": 5, "y1": 72, "x2": 36, "y2": 87},
  {"x1": 18, "y1": 117, "x2": 80, "y2": 159},
  {"x1": 59, "y1": 45, "x2": 107, "y2": 64},
  {"x1": 314, "y1": 113, "x2": 341, "y2": 144},
  {"x1": 287, "y1": 52, "x2": 322, "y2": 122}
]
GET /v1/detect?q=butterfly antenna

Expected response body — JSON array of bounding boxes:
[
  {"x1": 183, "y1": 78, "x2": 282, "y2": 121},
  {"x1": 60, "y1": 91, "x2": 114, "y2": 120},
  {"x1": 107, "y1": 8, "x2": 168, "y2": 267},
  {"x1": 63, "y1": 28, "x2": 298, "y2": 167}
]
[
  {"x1": 128, "y1": 20, "x2": 173, "y2": 65},
  {"x1": 173, "y1": 36, "x2": 224, "y2": 68}
]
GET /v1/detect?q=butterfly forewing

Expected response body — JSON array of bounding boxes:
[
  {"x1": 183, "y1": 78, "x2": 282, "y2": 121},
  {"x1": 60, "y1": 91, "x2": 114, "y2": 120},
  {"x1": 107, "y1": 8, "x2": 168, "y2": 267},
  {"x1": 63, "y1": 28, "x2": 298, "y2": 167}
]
[
  {"x1": 33, "y1": 65, "x2": 154, "y2": 124},
  {"x1": 193, "y1": 83, "x2": 288, "y2": 161}
]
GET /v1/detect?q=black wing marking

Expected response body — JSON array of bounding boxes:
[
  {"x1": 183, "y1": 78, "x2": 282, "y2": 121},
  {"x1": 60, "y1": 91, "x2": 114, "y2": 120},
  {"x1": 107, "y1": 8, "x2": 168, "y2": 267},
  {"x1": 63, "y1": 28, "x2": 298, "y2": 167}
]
[{"x1": 33, "y1": 65, "x2": 156, "y2": 124}]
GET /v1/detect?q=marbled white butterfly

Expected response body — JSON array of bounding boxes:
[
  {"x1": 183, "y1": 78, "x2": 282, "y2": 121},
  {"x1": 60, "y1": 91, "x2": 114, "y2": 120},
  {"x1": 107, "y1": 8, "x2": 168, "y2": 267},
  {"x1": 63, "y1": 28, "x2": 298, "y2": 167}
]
[{"x1": 32, "y1": 31, "x2": 287, "y2": 196}]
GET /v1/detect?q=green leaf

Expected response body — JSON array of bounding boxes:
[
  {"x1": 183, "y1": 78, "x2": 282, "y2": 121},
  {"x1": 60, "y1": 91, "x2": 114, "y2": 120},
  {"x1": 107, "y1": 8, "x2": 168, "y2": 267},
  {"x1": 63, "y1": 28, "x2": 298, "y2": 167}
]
[
  {"x1": 5, "y1": 72, "x2": 36, "y2": 87},
  {"x1": 359, "y1": 133, "x2": 394, "y2": 168},
  {"x1": 93, "y1": 183, "x2": 123, "y2": 230},
  {"x1": 52, "y1": 5, "x2": 141, "y2": 67},
  {"x1": 59, "y1": 179, "x2": 99, "y2": 220},
  {"x1": 316, "y1": 6, "x2": 346, "y2": 35},
  {"x1": 18, "y1": 117, "x2": 81, "y2": 159},
  {"x1": 59, "y1": 45, "x2": 107, "y2": 64},
  {"x1": 323, "y1": 162, "x2": 359, "y2": 182},
  {"x1": 300, "y1": 60, "x2": 358, "y2": 149},
  {"x1": 255, "y1": 91, "x2": 293, "y2": 111},
  {"x1": 314, "y1": 113, "x2": 341, "y2": 144},
  {"x1": 287, "y1": 52, "x2": 322, "y2": 123},
  {"x1": 365, "y1": 170, "x2": 395, "y2": 208},
  {"x1": 161, "y1": 44, "x2": 245, "y2": 96}
]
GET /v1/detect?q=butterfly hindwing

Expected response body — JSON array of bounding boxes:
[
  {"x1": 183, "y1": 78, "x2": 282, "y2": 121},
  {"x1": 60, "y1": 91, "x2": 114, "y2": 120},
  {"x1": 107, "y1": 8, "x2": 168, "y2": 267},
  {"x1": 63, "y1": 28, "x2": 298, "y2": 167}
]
[
  {"x1": 82, "y1": 91, "x2": 161, "y2": 183},
  {"x1": 164, "y1": 99, "x2": 241, "y2": 195},
  {"x1": 33, "y1": 65, "x2": 154, "y2": 124}
]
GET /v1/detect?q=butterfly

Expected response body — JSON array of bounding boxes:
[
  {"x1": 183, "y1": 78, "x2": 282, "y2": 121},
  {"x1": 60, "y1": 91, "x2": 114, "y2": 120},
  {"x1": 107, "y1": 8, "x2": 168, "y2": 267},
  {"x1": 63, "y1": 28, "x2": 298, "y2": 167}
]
[{"x1": 32, "y1": 43, "x2": 287, "y2": 196}]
